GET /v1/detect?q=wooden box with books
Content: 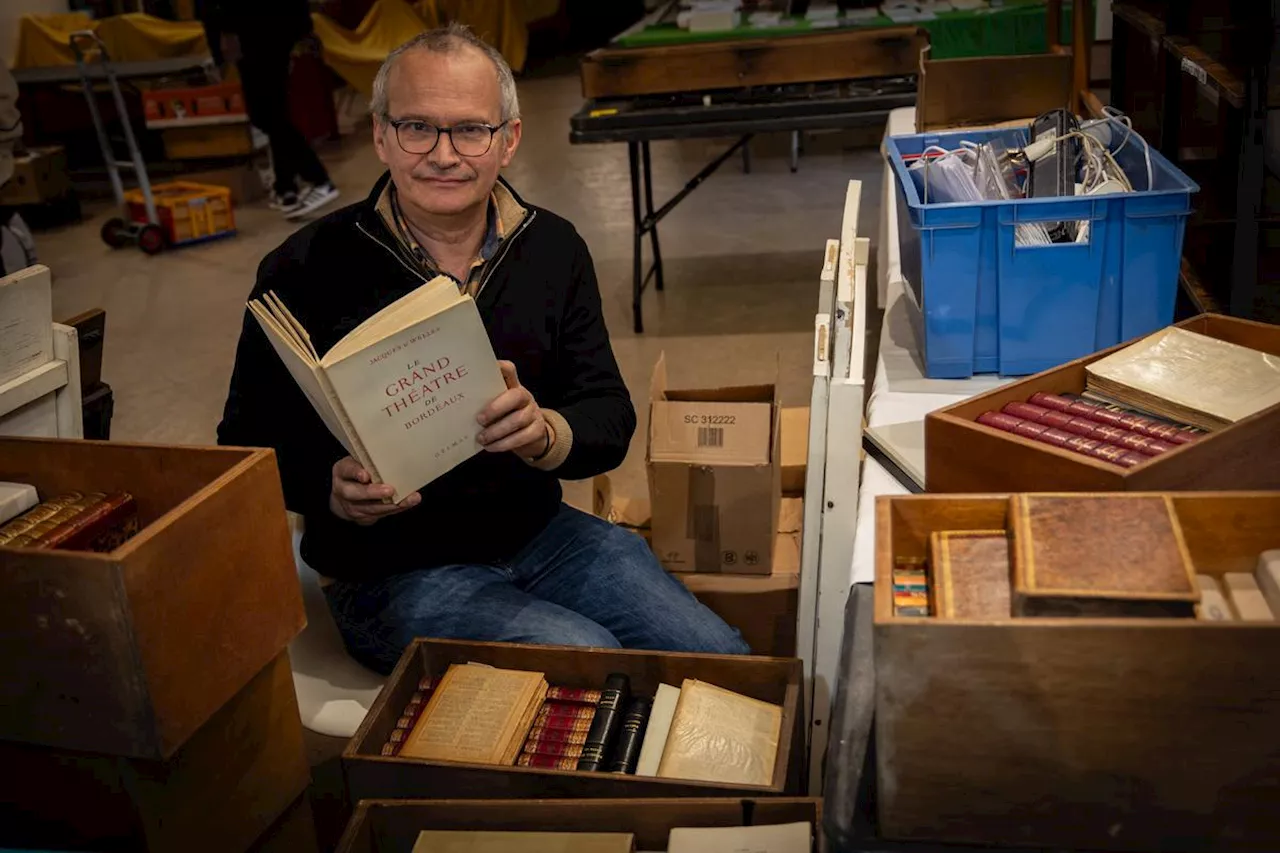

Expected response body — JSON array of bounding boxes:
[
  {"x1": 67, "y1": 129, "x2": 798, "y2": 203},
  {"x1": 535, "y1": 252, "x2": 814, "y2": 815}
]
[
  {"x1": 925, "y1": 314, "x2": 1280, "y2": 494},
  {"x1": 874, "y1": 491, "x2": 1280, "y2": 850},
  {"x1": 344, "y1": 639, "x2": 804, "y2": 802},
  {"x1": 0, "y1": 437, "x2": 304, "y2": 759},
  {"x1": 337, "y1": 798, "x2": 823, "y2": 853}
]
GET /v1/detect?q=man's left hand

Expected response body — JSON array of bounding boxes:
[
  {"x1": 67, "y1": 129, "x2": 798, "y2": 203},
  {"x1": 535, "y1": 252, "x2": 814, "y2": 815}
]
[{"x1": 478, "y1": 361, "x2": 552, "y2": 459}]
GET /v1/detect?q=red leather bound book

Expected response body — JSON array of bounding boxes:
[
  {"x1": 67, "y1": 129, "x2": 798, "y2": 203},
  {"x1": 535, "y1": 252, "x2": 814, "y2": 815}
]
[
  {"x1": 1028, "y1": 392, "x2": 1200, "y2": 445},
  {"x1": 1, "y1": 492, "x2": 139, "y2": 552},
  {"x1": 1002, "y1": 402, "x2": 1176, "y2": 456},
  {"x1": 516, "y1": 753, "x2": 577, "y2": 770},
  {"x1": 521, "y1": 739, "x2": 585, "y2": 759},
  {"x1": 977, "y1": 412, "x2": 1147, "y2": 468},
  {"x1": 525, "y1": 724, "x2": 591, "y2": 744}
]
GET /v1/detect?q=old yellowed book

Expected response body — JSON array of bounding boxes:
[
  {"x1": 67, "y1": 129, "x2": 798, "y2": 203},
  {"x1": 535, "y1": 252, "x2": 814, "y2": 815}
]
[
  {"x1": 667, "y1": 821, "x2": 811, "y2": 853},
  {"x1": 1085, "y1": 327, "x2": 1280, "y2": 431},
  {"x1": 410, "y1": 830, "x2": 634, "y2": 853},
  {"x1": 248, "y1": 275, "x2": 506, "y2": 500},
  {"x1": 656, "y1": 679, "x2": 780, "y2": 787},
  {"x1": 399, "y1": 663, "x2": 547, "y2": 765}
]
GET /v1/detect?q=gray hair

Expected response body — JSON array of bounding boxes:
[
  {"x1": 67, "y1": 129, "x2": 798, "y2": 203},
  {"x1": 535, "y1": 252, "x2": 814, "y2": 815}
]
[{"x1": 369, "y1": 24, "x2": 520, "y2": 125}]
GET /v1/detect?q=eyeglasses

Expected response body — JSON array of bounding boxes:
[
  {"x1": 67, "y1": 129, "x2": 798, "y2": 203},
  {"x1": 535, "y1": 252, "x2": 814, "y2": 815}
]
[{"x1": 386, "y1": 118, "x2": 508, "y2": 157}]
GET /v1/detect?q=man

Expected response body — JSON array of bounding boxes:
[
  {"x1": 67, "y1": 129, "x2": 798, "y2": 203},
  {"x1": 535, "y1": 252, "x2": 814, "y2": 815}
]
[
  {"x1": 218, "y1": 25, "x2": 748, "y2": 674},
  {"x1": 200, "y1": 0, "x2": 339, "y2": 218}
]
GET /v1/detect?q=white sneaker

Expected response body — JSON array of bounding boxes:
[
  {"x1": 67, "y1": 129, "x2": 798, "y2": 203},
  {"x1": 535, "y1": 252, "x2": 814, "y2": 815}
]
[
  {"x1": 269, "y1": 191, "x2": 301, "y2": 213},
  {"x1": 285, "y1": 183, "x2": 340, "y2": 220}
]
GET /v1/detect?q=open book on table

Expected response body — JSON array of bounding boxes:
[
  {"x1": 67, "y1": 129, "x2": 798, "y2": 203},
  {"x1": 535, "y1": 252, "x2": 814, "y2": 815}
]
[{"x1": 249, "y1": 275, "x2": 505, "y2": 500}]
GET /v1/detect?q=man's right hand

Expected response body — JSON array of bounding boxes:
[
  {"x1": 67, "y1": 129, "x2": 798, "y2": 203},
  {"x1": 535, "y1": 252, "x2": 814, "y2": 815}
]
[{"x1": 329, "y1": 457, "x2": 420, "y2": 525}]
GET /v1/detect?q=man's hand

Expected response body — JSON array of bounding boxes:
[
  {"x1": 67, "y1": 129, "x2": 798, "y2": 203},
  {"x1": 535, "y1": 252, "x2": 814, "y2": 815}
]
[
  {"x1": 478, "y1": 361, "x2": 552, "y2": 459},
  {"x1": 329, "y1": 457, "x2": 420, "y2": 525}
]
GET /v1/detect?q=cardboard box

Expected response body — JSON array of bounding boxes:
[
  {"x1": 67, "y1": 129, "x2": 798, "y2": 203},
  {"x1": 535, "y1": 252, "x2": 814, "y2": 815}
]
[
  {"x1": 926, "y1": 314, "x2": 1280, "y2": 494},
  {"x1": 0, "y1": 146, "x2": 71, "y2": 206},
  {"x1": 343, "y1": 639, "x2": 804, "y2": 802},
  {"x1": 780, "y1": 406, "x2": 809, "y2": 496},
  {"x1": 646, "y1": 354, "x2": 781, "y2": 574},
  {"x1": 336, "y1": 798, "x2": 823, "y2": 853},
  {"x1": 915, "y1": 49, "x2": 1072, "y2": 131},
  {"x1": 875, "y1": 491, "x2": 1280, "y2": 850},
  {"x1": 0, "y1": 437, "x2": 305, "y2": 759},
  {"x1": 161, "y1": 123, "x2": 254, "y2": 160}
]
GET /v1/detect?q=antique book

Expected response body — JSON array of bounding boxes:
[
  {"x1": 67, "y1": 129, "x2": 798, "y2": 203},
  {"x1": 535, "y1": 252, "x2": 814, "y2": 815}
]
[
  {"x1": 0, "y1": 482, "x2": 37, "y2": 526},
  {"x1": 667, "y1": 821, "x2": 811, "y2": 853},
  {"x1": 634, "y1": 682, "x2": 680, "y2": 777},
  {"x1": 399, "y1": 664, "x2": 546, "y2": 765},
  {"x1": 248, "y1": 276, "x2": 506, "y2": 500},
  {"x1": 517, "y1": 753, "x2": 578, "y2": 770},
  {"x1": 1222, "y1": 573, "x2": 1275, "y2": 621},
  {"x1": 657, "y1": 679, "x2": 781, "y2": 787},
  {"x1": 0, "y1": 491, "x2": 138, "y2": 551},
  {"x1": 410, "y1": 830, "x2": 635, "y2": 853},
  {"x1": 1010, "y1": 494, "x2": 1199, "y2": 618},
  {"x1": 892, "y1": 556, "x2": 930, "y2": 617},
  {"x1": 546, "y1": 686, "x2": 603, "y2": 705},
  {"x1": 1084, "y1": 327, "x2": 1280, "y2": 431},
  {"x1": 607, "y1": 696, "x2": 653, "y2": 774},
  {"x1": 929, "y1": 530, "x2": 1012, "y2": 619},
  {"x1": 977, "y1": 411, "x2": 1148, "y2": 468},
  {"x1": 1256, "y1": 550, "x2": 1280, "y2": 615},
  {"x1": 576, "y1": 673, "x2": 630, "y2": 772},
  {"x1": 0, "y1": 264, "x2": 52, "y2": 387},
  {"x1": 380, "y1": 675, "x2": 437, "y2": 757},
  {"x1": 1196, "y1": 575, "x2": 1235, "y2": 622},
  {"x1": 1031, "y1": 391, "x2": 1202, "y2": 444},
  {"x1": 1001, "y1": 402, "x2": 1176, "y2": 455}
]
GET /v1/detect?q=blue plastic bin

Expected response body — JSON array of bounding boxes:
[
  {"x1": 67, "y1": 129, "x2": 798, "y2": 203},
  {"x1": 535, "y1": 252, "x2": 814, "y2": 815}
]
[{"x1": 887, "y1": 126, "x2": 1198, "y2": 378}]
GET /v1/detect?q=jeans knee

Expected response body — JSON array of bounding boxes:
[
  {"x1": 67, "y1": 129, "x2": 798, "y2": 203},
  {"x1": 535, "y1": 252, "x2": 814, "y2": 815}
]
[{"x1": 555, "y1": 619, "x2": 623, "y2": 649}]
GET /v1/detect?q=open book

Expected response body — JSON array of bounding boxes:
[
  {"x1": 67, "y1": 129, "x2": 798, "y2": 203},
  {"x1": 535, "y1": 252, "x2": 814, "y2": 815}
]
[{"x1": 249, "y1": 276, "x2": 506, "y2": 499}]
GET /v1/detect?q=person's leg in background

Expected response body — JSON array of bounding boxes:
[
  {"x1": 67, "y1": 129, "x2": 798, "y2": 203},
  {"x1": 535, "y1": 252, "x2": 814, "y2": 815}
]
[
  {"x1": 515, "y1": 505, "x2": 752, "y2": 655},
  {"x1": 324, "y1": 562, "x2": 621, "y2": 675},
  {"x1": 237, "y1": 41, "x2": 338, "y2": 218}
]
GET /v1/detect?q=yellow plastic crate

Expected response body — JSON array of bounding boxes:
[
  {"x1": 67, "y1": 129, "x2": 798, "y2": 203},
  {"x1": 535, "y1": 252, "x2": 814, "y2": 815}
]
[{"x1": 124, "y1": 182, "x2": 236, "y2": 248}]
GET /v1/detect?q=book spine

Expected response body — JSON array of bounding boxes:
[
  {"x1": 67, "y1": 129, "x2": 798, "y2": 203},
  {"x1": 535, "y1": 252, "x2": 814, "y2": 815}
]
[
  {"x1": 522, "y1": 739, "x2": 585, "y2": 759},
  {"x1": 977, "y1": 412, "x2": 1147, "y2": 468},
  {"x1": 1002, "y1": 402, "x2": 1176, "y2": 455},
  {"x1": 546, "y1": 686, "x2": 603, "y2": 705},
  {"x1": 4, "y1": 493, "x2": 138, "y2": 552},
  {"x1": 576, "y1": 673, "x2": 630, "y2": 772},
  {"x1": 0, "y1": 491, "x2": 93, "y2": 545},
  {"x1": 517, "y1": 754, "x2": 578, "y2": 770},
  {"x1": 1028, "y1": 392, "x2": 1200, "y2": 445},
  {"x1": 608, "y1": 697, "x2": 653, "y2": 774},
  {"x1": 381, "y1": 675, "x2": 437, "y2": 757},
  {"x1": 525, "y1": 724, "x2": 591, "y2": 743},
  {"x1": 532, "y1": 712, "x2": 596, "y2": 733}
]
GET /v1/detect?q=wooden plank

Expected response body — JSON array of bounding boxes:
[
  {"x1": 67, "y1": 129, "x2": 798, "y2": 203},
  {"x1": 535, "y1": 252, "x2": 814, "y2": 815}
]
[
  {"x1": 50, "y1": 323, "x2": 82, "y2": 439},
  {"x1": 0, "y1": 359, "x2": 66, "y2": 420},
  {"x1": 916, "y1": 53, "x2": 1072, "y2": 130},
  {"x1": 580, "y1": 26, "x2": 926, "y2": 100}
]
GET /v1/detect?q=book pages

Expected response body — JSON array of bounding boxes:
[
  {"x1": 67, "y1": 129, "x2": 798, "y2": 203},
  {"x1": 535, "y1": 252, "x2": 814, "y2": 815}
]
[
  {"x1": 667, "y1": 821, "x2": 811, "y2": 853},
  {"x1": 656, "y1": 680, "x2": 780, "y2": 787},
  {"x1": 1086, "y1": 327, "x2": 1280, "y2": 430},
  {"x1": 634, "y1": 682, "x2": 680, "y2": 777},
  {"x1": 400, "y1": 664, "x2": 546, "y2": 765}
]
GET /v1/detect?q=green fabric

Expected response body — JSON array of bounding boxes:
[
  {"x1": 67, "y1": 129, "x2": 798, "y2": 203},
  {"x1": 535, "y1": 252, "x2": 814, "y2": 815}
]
[{"x1": 612, "y1": 0, "x2": 1092, "y2": 60}]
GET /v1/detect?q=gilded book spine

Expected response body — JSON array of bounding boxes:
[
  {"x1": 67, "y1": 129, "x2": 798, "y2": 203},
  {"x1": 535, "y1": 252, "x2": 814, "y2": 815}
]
[
  {"x1": 1029, "y1": 392, "x2": 1201, "y2": 444},
  {"x1": 977, "y1": 412, "x2": 1148, "y2": 468},
  {"x1": 1002, "y1": 402, "x2": 1177, "y2": 455},
  {"x1": 381, "y1": 675, "x2": 436, "y2": 757},
  {"x1": 576, "y1": 673, "x2": 630, "y2": 772}
]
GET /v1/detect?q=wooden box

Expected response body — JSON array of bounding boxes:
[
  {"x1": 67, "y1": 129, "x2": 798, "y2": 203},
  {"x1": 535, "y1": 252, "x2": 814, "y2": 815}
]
[
  {"x1": 0, "y1": 651, "x2": 310, "y2": 853},
  {"x1": 874, "y1": 492, "x2": 1280, "y2": 850},
  {"x1": 0, "y1": 437, "x2": 304, "y2": 758},
  {"x1": 926, "y1": 315, "x2": 1280, "y2": 493},
  {"x1": 344, "y1": 639, "x2": 804, "y2": 801},
  {"x1": 337, "y1": 798, "x2": 823, "y2": 853}
]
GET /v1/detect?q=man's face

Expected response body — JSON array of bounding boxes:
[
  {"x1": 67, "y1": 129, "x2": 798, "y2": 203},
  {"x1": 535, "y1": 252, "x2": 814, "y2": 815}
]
[{"x1": 373, "y1": 46, "x2": 521, "y2": 218}]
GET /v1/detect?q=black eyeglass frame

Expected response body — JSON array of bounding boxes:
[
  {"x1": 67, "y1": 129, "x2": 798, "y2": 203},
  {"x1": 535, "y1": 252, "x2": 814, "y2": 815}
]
[{"x1": 385, "y1": 117, "x2": 510, "y2": 156}]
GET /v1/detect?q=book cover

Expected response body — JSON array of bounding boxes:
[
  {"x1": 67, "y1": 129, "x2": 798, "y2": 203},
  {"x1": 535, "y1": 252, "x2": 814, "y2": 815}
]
[
  {"x1": 576, "y1": 673, "x2": 630, "y2": 772},
  {"x1": 929, "y1": 530, "x2": 1011, "y2": 619},
  {"x1": 381, "y1": 675, "x2": 437, "y2": 757},
  {"x1": 607, "y1": 696, "x2": 653, "y2": 774},
  {"x1": 667, "y1": 821, "x2": 811, "y2": 853},
  {"x1": 656, "y1": 679, "x2": 780, "y2": 787},
  {"x1": 249, "y1": 276, "x2": 506, "y2": 500},
  {"x1": 0, "y1": 491, "x2": 137, "y2": 552},
  {"x1": 1085, "y1": 327, "x2": 1280, "y2": 431},
  {"x1": 399, "y1": 664, "x2": 546, "y2": 765},
  {"x1": 634, "y1": 683, "x2": 679, "y2": 777},
  {"x1": 1010, "y1": 494, "x2": 1199, "y2": 618},
  {"x1": 977, "y1": 411, "x2": 1148, "y2": 468},
  {"x1": 410, "y1": 830, "x2": 635, "y2": 853},
  {"x1": 1001, "y1": 401, "x2": 1176, "y2": 455}
]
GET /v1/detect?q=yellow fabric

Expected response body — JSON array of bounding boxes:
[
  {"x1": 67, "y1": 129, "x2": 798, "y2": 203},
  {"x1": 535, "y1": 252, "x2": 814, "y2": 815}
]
[
  {"x1": 14, "y1": 12, "x2": 208, "y2": 69},
  {"x1": 417, "y1": 0, "x2": 528, "y2": 73},
  {"x1": 311, "y1": 0, "x2": 428, "y2": 97}
]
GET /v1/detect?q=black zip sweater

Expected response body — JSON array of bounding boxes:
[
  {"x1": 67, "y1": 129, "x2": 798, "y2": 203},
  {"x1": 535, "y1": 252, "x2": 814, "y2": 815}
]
[{"x1": 217, "y1": 175, "x2": 635, "y2": 581}]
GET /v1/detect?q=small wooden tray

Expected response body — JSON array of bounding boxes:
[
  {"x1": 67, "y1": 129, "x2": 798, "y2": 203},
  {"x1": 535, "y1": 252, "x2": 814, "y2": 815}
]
[{"x1": 343, "y1": 639, "x2": 804, "y2": 801}]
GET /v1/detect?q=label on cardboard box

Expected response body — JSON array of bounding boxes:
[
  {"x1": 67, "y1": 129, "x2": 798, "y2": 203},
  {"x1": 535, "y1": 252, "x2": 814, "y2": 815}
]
[{"x1": 649, "y1": 399, "x2": 772, "y2": 465}]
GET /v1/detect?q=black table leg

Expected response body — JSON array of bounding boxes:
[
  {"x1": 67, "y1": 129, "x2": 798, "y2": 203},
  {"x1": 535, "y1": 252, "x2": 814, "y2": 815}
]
[
  {"x1": 640, "y1": 141, "x2": 665, "y2": 293},
  {"x1": 628, "y1": 140, "x2": 644, "y2": 333}
]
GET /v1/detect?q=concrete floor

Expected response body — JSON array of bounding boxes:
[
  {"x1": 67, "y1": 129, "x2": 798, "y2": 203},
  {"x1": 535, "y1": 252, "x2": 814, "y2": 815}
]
[{"x1": 36, "y1": 71, "x2": 883, "y2": 507}]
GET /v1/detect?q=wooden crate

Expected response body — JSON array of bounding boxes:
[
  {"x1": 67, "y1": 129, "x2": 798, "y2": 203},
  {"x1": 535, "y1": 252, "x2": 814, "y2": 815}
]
[
  {"x1": 0, "y1": 437, "x2": 304, "y2": 759},
  {"x1": 579, "y1": 26, "x2": 926, "y2": 100},
  {"x1": 337, "y1": 798, "x2": 824, "y2": 853},
  {"x1": 0, "y1": 651, "x2": 310, "y2": 853},
  {"x1": 344, "y1": 639, "x2": 805, "y2": 801},
  {"x1": 925, "y1": 314, "x2": 1280, "y2": 493},
  {"x1": 874, "y1": 491, "x2": 1280, "y2": 850}
]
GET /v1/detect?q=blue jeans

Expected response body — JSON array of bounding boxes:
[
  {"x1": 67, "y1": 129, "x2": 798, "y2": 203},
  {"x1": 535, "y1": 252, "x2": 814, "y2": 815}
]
[{"x1": 324, "y1": 504, "x2": 750, "y2": 674}]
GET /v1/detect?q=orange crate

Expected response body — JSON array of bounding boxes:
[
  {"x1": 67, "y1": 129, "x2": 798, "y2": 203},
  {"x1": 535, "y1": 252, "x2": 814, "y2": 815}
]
[
  {"x1": 144, "y1": 82, "x2": 246, "y2": 128},
  {"x1": 125, "y1": 182, "x2": 236, "y2": 247}
]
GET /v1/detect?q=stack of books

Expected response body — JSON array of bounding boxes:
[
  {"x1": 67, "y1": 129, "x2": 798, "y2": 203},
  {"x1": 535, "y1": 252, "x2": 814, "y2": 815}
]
[
  {"x1": 0, "y1": 487, "x2": 138, "y2": 551},
  {"x1": 383, "y1": 665, "x2": 782, "y2": 787}
]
